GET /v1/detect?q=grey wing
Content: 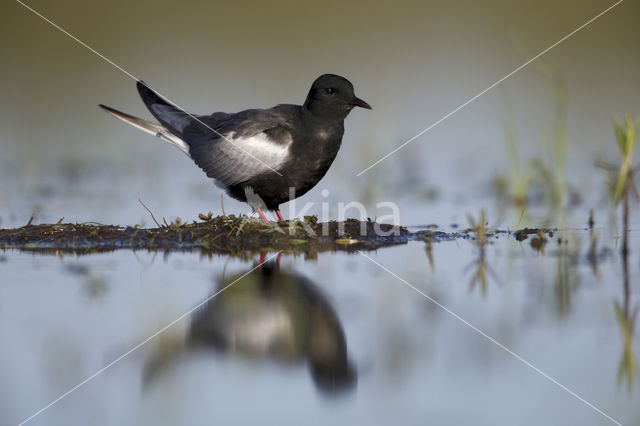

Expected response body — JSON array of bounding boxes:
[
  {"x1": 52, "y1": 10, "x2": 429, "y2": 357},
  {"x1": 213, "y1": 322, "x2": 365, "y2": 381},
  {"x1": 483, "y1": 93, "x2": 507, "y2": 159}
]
[{"x1": 183, "y1": 110, "x2": 294, "y2": 186}]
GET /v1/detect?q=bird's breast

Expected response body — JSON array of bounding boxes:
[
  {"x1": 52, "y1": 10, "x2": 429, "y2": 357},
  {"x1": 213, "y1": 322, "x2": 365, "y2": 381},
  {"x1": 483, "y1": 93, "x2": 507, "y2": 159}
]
[{"x1": 282, "y1": 130, "x2": 342, "y2": 187}]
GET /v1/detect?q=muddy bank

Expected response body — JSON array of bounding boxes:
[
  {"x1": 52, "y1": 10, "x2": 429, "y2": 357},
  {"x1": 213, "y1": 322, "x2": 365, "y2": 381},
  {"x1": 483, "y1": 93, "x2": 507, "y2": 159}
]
[{"x1": 0, "y1": 216, "x2": 555, "y2": 257}]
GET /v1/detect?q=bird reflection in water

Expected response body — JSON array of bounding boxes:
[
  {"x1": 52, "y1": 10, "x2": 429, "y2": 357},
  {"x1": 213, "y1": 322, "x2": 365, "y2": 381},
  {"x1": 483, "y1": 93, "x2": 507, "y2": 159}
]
[{"x1": 144, "y1": 258, "x2": 356, "y2": 394}]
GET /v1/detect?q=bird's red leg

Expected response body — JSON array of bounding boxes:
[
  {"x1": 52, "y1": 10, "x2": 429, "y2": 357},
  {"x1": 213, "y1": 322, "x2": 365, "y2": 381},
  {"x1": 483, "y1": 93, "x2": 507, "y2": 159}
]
[
  {"x1": 276, "y1": 252, "x2": 282, "y2": 265},
  {"x1": 256, "y1": 208, "x2": 269, "y2": 223},
  {"x1": 258, "y1": 251, "x2": 267, "y2": 265},
  {"x1": 275, "y1": 210, "x2": 284, "y2": 221}
]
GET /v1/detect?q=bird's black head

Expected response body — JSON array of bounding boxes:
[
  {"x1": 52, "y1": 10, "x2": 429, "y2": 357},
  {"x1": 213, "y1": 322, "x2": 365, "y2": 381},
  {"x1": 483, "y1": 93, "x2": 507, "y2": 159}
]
[{"x1": 303, "y1": 74, "x2": 371, "y2": 121}]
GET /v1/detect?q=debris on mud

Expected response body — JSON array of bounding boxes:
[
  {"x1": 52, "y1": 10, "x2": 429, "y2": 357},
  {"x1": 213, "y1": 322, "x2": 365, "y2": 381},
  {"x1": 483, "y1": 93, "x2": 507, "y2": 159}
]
[
  {"x1": 0, "y1": 216, "x2": 556, "y2": 257},
  {"x1": 513, "y1": 227, "x2": 554, "y2": 242},
  {"x1": 0, "y1": 216, "x2": 407, "y2": 257}
]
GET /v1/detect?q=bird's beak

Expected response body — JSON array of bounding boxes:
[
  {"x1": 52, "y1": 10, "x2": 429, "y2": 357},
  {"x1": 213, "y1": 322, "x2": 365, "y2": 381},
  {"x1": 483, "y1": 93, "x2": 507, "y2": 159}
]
[{"x1": 348, "y1": 96, "x2": 372, "y2": 110}]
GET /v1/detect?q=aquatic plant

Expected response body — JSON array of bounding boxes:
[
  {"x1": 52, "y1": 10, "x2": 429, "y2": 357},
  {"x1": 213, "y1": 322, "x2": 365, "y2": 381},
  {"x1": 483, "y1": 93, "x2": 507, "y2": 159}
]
[
  {"x1": 496, "y1": 91, "x2": 532, "y2": 208},
  {"x1": 549, "y1": 77, "x2": 568, "y2": 210},
  {"x1": 467, "y1": 209, "x2": 488, "y2": 249},
  {"x1": 607, "y1": 114, "x2": 640, "y2": 392},
  {"x1": 612, "y1": 115, "x2": 639, "y2": 206},
  {"x1": 611, "y1": 115, "x2": 639, "y2": 260},
  {"x1": 597, "y1": 115, "x2": 639, "y2": 251},
  {"x1": 493, "y1": 58, "x2": 576, "y2": 219}
]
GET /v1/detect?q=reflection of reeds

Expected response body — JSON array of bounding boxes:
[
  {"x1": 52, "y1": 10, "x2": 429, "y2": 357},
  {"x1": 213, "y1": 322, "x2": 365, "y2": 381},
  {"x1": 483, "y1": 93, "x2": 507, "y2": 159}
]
[
  {"x1": 555, "y1": 243, "x2": 571, "y2": 317},
  {"x1": 423, "y1": 230, "x2": 435, "y2": 272},
  {"x1": 553, "y1": 233, "x2": 580, "y2": 318},
  {"x1": 469, "y1": 255, "x2": 489, "y2": 297},
  {"x1": 587, "y1": 231, "x2": 599, "y2": 278},
  {"x1": 614, "y1": 299, "x2": 638, "y2": 394},
  {"x1": 466, "y1": 210, "x2": 494, "y2": 297},
  {"x1": 586, "y1": 209, "x2": 604, "y2": 278},
  {"x1": 615, "y1": 240, "x2": 638, "y2": 394}
]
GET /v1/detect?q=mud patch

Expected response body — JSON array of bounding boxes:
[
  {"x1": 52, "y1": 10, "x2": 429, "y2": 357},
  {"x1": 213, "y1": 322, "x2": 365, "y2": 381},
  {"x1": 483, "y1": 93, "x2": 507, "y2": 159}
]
[{"x1": 0, "y1": 216, "x2": 555, "y2": 257}]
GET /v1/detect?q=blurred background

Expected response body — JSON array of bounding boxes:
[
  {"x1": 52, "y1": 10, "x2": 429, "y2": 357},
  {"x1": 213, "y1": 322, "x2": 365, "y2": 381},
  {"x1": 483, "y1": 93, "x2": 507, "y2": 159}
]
[{"x1": 1, "y1": 0, "x2": 639, "y2": 227}]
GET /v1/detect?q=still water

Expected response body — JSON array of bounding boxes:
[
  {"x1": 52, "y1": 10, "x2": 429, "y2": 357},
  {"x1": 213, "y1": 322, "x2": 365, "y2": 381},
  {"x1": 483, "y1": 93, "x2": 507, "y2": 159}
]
[{"x1": 1, "y1": 201, "x2": 639, "y2": 425}]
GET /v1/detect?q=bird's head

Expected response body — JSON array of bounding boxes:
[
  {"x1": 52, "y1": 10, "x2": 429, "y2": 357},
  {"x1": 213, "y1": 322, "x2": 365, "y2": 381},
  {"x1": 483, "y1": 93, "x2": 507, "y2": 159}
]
[{"x1": 304, "y1": 74, "x2": 371, "y2": 121}]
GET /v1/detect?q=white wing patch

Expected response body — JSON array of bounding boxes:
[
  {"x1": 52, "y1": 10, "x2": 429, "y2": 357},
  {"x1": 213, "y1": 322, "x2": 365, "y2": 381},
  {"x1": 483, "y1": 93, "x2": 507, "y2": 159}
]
[
  {"x1": 215, "y1": 131, "x2": 292, "y2": 181},
  {"x1": 223, "y1": 132, "x2": 291, "y2": 165}
]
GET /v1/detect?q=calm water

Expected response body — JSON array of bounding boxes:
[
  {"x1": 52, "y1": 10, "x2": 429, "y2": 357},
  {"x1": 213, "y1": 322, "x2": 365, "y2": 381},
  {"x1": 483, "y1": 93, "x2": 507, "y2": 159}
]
[
  {"x1": 2, "y1": 0, "x2": 640, "y2": 424},
  {"x1": 2, "y1": 174, "x2": 639, "y2": 425}
]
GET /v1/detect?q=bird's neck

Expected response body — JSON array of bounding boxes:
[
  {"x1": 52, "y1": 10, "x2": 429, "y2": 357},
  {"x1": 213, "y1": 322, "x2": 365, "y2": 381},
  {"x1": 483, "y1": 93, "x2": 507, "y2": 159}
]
[{"x1": 302, "y1": 103, "x2": 348, "y2": 126}]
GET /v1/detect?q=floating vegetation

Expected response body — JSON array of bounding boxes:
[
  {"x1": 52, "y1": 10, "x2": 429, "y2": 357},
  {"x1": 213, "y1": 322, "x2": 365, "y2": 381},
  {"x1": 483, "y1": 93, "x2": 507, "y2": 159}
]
[
  {"x1": 0, "y1": 214, "x2": 560, "y2": 258},
  {"x1": 0, "y1": 216, "x2": 409, "y2": 256},
  {"x1": 466, "y1": 209, "x2": 489, "y2": 249},
  {"x1": 461, "y1": 210, "x2": 557, "y2": 296},
  {"x1": 513, "y1": 227, "x2": 554, "y2": 243}
]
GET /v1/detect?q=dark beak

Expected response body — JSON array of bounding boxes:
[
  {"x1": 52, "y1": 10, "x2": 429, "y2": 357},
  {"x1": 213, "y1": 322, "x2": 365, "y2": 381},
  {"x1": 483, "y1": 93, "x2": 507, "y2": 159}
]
[{"x1": 348, "y1": 96, "x2": 372, "y2": 110}]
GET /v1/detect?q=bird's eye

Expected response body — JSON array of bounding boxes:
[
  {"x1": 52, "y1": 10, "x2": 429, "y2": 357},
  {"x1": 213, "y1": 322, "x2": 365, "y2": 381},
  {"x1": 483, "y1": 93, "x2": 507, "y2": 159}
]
[{"x1": 324, "y1": 87, "x2": 336, "y2": 95}]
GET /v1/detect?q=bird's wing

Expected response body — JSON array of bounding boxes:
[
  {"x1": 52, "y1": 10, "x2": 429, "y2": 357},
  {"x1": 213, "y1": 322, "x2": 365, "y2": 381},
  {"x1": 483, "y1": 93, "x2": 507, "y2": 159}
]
[
  {"x1": 182, "y1": 108, "x2": 295, "y2": 186},
  {"x1": 136, "y1": 80, "x2": 295, "y2": 185}
]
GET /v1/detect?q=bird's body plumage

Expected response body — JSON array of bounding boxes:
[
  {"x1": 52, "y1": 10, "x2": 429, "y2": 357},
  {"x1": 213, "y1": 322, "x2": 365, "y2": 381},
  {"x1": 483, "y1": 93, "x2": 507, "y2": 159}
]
[{"x1": 100, "y1": 74, "x2": 370, "y2": 217}]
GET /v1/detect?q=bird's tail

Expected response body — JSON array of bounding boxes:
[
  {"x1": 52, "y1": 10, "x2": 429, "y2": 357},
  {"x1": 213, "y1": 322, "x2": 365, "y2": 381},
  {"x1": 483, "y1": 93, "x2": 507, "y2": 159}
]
[{"x1": 99, "y1": 104, "x2": 189, "y2": 155}]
